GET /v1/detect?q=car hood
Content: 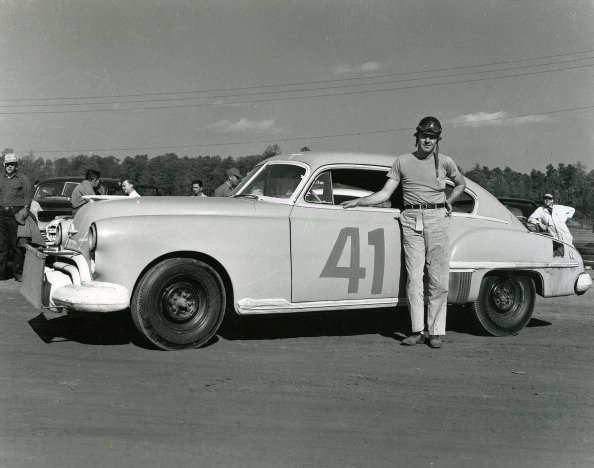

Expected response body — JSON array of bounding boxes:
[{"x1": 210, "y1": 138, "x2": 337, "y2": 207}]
[{"x1": 72, "y1": 196, "x2": 293, "y2": 234}]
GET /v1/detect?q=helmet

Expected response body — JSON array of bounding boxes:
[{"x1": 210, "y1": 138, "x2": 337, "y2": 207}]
[{"x1": 414, "y1": 116, "x2": 442, "y2": 138}]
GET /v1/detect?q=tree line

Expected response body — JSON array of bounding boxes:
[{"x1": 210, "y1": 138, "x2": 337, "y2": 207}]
[{"x1": 3, "y1": 146, "x2": 593, "y2": 223}]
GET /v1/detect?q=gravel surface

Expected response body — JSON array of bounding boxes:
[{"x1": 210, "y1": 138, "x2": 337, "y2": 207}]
[{"x1": 1, "y1": 276, "x2": 593, "y2": 467}]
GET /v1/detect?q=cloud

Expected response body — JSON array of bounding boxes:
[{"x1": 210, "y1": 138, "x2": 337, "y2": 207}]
[
  {"x1": 448, "y1": 111, "x2": 553, "y2": 127},
  {"x1": 206, "y1": 118, "x2": 279, "y2": 134},
  {"x1": 334, "y1": 61, "x2": 380, "y2": 74}
]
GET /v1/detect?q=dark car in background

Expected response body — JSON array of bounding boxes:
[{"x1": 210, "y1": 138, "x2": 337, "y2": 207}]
[
  {"x1": 34, "y1": 177, "x2": 163, "y2": 243},
  {"x1": 497, "y1": 197, "x2": 538, "y2": 227},
  {"x1": 34, "y1": 177, "x2": 122, "y2": 233},
  {"x1": 498, "y1": 196, "x2": 593, "y2": 268}
]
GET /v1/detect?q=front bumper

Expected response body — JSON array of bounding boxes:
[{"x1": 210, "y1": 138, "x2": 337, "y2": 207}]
[{"x1": 21, "y1": 245, "x2": 130, "y2": 312}]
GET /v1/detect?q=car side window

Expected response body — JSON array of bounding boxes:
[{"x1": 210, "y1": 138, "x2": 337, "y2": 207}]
[
  {"x1": 444, "y1": 184, "x2": 475, "y2": 213},
  {"x1": 305, "y1": 168, "x2": 402, "y2": 208}
]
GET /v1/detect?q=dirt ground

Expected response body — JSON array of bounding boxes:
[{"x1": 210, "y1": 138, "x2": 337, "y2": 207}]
[{"x1": 1, "y1": 274, "x2": 593, "y2": 467}]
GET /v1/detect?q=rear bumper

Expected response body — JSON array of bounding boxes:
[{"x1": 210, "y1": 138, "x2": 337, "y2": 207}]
[
  {"x1": 575, "y1": 272, "x2": 592, "y2": 295},
  {"x1": 21, "y1": 245, "x2": 130, "y2": 312}
]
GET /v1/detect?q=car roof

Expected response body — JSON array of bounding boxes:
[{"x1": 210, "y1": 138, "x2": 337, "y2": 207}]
[
  {"x1": 263, "y1": 151, "x2": 397, "y2": 169},
  {"x1": 36, "y1": 176, "x2": 120, "y2": 184}
]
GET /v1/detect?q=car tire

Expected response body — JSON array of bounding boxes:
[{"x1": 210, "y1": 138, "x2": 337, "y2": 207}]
[
  {"x1": 471, "y1": 274, "x2": 535, "y2": 336},
  {"x1": 131, "y1": 258, "x2": 226, "y2": 350}
]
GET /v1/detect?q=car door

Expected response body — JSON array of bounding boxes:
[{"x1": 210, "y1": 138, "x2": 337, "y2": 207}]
[{"x1": 290, "y1": 165, "x2": 405, "y2": 303}]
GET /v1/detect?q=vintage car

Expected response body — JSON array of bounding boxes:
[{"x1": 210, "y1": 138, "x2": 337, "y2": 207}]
[{"x1": 21, "y1": 152, "x2": 591, "y2": 350}]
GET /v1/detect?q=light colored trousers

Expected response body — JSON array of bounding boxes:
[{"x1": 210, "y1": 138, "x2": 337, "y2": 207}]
[{"x1": 400, "y1": 208, "x2": 450, "y2": 335}]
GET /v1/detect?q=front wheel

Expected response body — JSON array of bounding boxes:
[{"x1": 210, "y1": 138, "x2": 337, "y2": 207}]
[
  {"x1": 471, "y1": 274, "x2": 535, "y2": 336},
  {"x1": 131, "y1": 258, "x2": 226, "y2": 350}
]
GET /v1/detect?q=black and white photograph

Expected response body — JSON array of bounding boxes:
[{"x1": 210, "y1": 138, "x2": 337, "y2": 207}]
[{"x1": 1, "y1": 1, "x2": 593, "y2": 466}]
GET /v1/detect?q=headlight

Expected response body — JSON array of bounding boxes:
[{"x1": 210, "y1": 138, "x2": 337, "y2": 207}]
[{"x1": 89, "y1": 223, "x2": 98, "y2": 253}]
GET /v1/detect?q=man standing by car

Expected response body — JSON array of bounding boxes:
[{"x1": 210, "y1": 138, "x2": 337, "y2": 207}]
[
  {"x1": 122, "y1": 179, "x2": 141, "y2": 198},
  {"x1": 71, "y1": 169, "x2": 101, "y2": 216},
  {"x1": 190, "y1": 180, "x2": 207, "y2": 197},
  {"x1": 0, "y1": 153, "x2": 32, "y2": 281},
  {"x1": 214, "y1": 168, "x2": 242, "y2": 197},
  {"x1": 528, "y1": 193, "x2": 575, "y2": 244},
  {"x1": 342, "y1": 117, "x2": 466, "y2": 349}
]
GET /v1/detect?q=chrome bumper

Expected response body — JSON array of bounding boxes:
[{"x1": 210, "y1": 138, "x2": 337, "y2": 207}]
[{"x1": 21, "y1": 245, "x2": 130, "y2": 312}]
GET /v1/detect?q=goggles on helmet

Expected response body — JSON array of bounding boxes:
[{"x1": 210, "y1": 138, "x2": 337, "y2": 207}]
[{"x1": 416, "y1": 119, "x2": 442, "y2": 136}]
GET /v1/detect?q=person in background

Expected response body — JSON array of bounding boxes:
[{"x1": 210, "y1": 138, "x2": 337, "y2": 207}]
[
  {"x1": 71, "y1": 169, "x2": 101, "y2": 216},
  {"x1": 214, "y1": 168, "x2": 242, "y2": 197},
  {"x1": 0, "y1": 153, "x2": 32, "y2": 281},
  {"x1": 342, "y1": 117, "x2": 466, "y2": 349},
  {"x1": 190, "y1": 179, "x2": 207, "y2": 197},
  {"x1": 122, "y1": 179, "x2": 141, "y2": 198},
  {"x1": 528, "y1": 193, "x2": 575, "y2": 244}
]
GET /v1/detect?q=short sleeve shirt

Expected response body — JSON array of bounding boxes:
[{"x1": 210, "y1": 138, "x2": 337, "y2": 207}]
[{"x1": 387, "y1": 153, "x2": 460, "y2": 205}]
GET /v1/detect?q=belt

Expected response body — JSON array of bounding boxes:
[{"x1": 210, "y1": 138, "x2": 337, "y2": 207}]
[
  {"x1": 1, "y1": 205, "x2": 24, "y2": 211},
  {"x1": 404, "y1": 203, "x2": 446, "y2": 210}
]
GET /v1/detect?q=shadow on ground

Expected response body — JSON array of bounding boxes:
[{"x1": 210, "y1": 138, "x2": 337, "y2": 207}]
[
  {"x1": 28, "y1": 305, "x2": 549, "y2": 348},
  {"x1": 219, "y1": 305, "x2": 493, "y2": 341},
  {"x1": 28, "y1": 311, "x2": 156, "y2": 349}
]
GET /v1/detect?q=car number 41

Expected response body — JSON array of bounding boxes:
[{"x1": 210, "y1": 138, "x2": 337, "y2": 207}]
[{"x1": 320, "y1": 227, "x2": 385, "y2": 294}]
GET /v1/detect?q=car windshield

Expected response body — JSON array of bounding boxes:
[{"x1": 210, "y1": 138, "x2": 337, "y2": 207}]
[{"x1": 236, "y1": 163, "x2": 306, "y2": 199}]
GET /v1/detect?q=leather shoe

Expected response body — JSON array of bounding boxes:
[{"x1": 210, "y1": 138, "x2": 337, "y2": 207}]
[
  {"x1": 401, "y1": 333, "x2": 425, "y2": 346},
  {"x1": 428, "y1": 335, "x2": 443, "y2": 348}
]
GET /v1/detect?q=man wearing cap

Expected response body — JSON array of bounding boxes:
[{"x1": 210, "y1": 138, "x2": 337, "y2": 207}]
[
  {"x1": 342, "y1": 117, "x2": 466, "y2": 349},
  {"x1": 528, "y1": 193, "x2": 575, "y2": 244},
  {"x1": 214, "y1": 167, "x2": 242, "y2": 197},
  {"x1": 0, "y1": 153, "x2": 32, "y2": 281}
]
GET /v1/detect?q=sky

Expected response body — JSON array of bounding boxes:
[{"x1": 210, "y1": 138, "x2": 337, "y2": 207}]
[{"x1": 1, "y1": 0, "x2": 593, "y2": 174}]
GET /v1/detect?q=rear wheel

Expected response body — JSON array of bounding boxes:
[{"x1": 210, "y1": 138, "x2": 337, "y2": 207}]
[
  {"x1": 131, "y1": 258, "x2": 226, "y2": 350},
  {"x1": 471, "y1": 274, "x2": 535, "y2": 336}
]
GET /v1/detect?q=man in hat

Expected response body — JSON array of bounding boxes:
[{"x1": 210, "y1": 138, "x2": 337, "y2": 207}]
[
  {"x1": 0, "y1": 153, "x2": 32, "y2": 281},
  {"x1": 342, "y1": 116, "x2": 466, "y2": 349},
  {"x1": 528, "y1": 193, "x2": 575, "y2": 244},
  {"x1": 214, "y1": 167, "x2": 242, "y2": 197}
]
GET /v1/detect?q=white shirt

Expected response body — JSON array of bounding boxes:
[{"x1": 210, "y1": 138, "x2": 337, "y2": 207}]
[
  {"x1": 528, "y1": 204, "x2": 575, "y2": 244},
  {"x1": 128, "y1": 190, "x2": 141, "y2": 198}
]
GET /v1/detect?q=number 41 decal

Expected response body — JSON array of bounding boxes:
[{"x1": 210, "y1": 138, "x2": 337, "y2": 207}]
[{"x1": 320, "y1": 227, "x2": 385, "y2": 294}]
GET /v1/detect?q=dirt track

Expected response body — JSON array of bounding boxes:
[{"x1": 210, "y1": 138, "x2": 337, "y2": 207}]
[{"x1": 1, "y1": 275, "x2": 593, "y2": 467}]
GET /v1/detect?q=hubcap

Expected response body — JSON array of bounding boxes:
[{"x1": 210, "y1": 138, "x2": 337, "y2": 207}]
[
  {"x1": 161, "y1": 281, "x2": 201, "y2": 323},
  {"x1": 490, "y1": 280, "x2": 516, "y2": 312}
]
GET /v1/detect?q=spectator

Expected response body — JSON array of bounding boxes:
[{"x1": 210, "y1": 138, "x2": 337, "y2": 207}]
[
  {"x1": 122, "y1": 179, "x2": 141, "y2": 198},
  {"x1": 190, "y1": 179, "x2": 207, "y2": 197},
  {"x1": 71, "y1": 169, "x2": 101, "y2": 216},
  {"x1": 214, "y1": 167, "x2": 242, "y2": 197},
  {"x1": 528, "y1": 193, "x2": 575, "y2": 244},
  {"x1": 0, "y1": 153, "x2": 33, "y2": 281}
]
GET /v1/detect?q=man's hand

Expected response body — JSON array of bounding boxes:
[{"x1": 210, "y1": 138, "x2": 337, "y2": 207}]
[
  {"x1": 445, "y1": 201, "x2": 453, "y2": 215},
  {"x1": 341, "y1": 199, "x2": 359, "y2": 209}
]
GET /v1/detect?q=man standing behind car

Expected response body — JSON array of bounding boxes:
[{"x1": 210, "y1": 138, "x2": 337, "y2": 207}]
[
  {"x1": 214, "y1": 168, "x2": 242, "y2": 197},
  {"x1": 528, "y1": 193, "x2": 575, "y2": 244},
  {"x1": 0, "y1": 153, "x2": 32, "y2": 281},
  {"x1": 71, "y1": 169, "x2": 101, "y2": 216},
  {"x1": 342, "y1": 117, "x2": 466, "y2": 349},
  {"x1": 122, "y1": 179, "x2": 141, "y2": 198},
  {"x1": 190, "y1": 179, "x2": 207, "y2": 197}
]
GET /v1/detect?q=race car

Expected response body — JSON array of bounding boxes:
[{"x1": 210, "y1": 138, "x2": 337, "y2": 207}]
[{"x1": 21, "y1": 152, "x2": 592, "y2": 350}]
